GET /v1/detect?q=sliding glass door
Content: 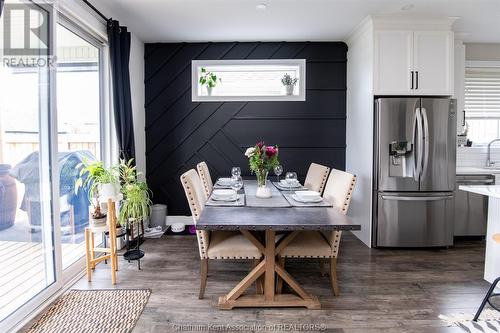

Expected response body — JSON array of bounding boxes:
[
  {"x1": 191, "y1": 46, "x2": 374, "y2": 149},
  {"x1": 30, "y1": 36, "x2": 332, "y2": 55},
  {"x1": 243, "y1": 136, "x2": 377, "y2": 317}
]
[
  {"x1": 56, "y1": 21, "x2": 103, "y2": 270},
  {"x1": 0, "y1": 2, "x2": 109, "y2": 330},
  {"x1": 0, "y1": 0, "x2": 55, "y2": 322}
]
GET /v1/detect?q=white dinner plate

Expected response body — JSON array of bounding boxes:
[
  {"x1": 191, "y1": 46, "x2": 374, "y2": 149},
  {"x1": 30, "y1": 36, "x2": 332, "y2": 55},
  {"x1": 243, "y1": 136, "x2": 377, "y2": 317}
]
[
  {"x1": 211, "y1": 194, "x2": 238, "y2": 202},
  {"x1": 291, "y1": 194, "x2": 323, "y2": 203},
  {"x1": 217, "y1": 178, "x2": 232, "y2": 186},
  {"x1": 295, "y1": 190, "x2": 321, "y2": 200},
  {"x1": 279, "y1": 180, "x2": 301, "y2": 188},
  {"x1": 212, "y1": 189, "x2": 236, "y2": 197}
]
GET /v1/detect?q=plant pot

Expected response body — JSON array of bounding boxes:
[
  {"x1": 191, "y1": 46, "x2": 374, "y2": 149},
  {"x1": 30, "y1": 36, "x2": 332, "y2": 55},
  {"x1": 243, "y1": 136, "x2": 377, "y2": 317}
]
[
  {"x1": 285, "y1": 85, "x2": 294, "y2": 95},
  {"x1": 89, "y1": 215, "x2": 107, "y2": 229},
  {"x1": 206, "y1": 86, "x2": 213, "y2": 96},
  {"x1": 0, "y1": 164, "x2": 17, "y2": 231},
  {"x1": 99, "y1": 182, "x2": 120, "y2": 200}
]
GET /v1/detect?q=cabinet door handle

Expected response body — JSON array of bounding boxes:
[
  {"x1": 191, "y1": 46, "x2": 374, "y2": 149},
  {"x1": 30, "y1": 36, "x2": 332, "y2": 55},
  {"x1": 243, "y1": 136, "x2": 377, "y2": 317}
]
[
  {"x1": 416, "y1": 71, "x2": 419, "y2": 89},
  {"x1": 411, "y1": 71, "x2": 414, "y2": 89}
]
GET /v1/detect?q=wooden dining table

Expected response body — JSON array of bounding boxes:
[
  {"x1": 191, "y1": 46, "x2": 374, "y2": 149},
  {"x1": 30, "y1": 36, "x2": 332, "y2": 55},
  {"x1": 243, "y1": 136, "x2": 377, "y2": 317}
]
[{"x1": 196, "y1": 180, "x2": 361, "y2": 310}]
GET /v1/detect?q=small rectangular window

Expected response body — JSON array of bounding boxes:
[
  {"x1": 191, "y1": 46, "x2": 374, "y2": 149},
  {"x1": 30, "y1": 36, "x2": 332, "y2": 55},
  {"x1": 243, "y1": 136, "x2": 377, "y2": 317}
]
[{"x1": 192, "y1": 59, "x2": 306, "y2": 101}]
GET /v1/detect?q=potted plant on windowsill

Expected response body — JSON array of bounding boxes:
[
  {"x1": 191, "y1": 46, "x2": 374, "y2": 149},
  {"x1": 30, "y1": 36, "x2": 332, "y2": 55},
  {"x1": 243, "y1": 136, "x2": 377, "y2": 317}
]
[
  {"x1": 199, "y1": 67, "x2": 221, "y2": 96},
  {"x1": 281, "y1": 73, "x2": 298, "y2": 95},
  {"x1": 76, "y1": 159, "x2": 121, "y2": 228}
]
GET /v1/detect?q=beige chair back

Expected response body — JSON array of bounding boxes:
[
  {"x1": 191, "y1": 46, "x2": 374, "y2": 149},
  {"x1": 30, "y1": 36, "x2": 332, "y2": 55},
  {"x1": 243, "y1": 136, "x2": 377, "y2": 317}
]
[
  {"x1": 197, "y1": 162, "x2": 213, "y2": 199},
  {"x1": 323, "y1": 168, "x2": 357, "y2": 215},
  {"x1": 180, "y1": 169, "x2": 210, "y2": 259},
  {"x1": 304, "y1": 163, "x2": 330, "y2": 194},
  {"x1": 321, "y1": 168, "x2": 357, "y2": 257}
]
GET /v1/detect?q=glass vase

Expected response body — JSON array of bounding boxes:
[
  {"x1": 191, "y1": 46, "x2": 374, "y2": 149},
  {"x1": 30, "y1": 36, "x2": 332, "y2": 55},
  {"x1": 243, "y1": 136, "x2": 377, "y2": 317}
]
[{"x1": 255, "y1": 169, "x2": 271, "y2": 198}]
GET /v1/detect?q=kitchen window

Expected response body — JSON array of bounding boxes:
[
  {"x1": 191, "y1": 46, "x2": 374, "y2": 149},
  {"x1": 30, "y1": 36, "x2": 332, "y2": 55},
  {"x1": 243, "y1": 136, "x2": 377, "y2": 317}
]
[
  {"x1": 464, "y1": 66, "x2": 500, "y2": 145},
  {"x1": 191, "y1": 59, "x2": 306, "y2": 102}
]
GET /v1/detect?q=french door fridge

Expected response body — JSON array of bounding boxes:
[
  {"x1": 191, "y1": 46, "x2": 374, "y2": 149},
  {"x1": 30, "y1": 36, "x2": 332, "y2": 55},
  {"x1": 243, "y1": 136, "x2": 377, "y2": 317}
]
[{"x1": 373, "y1": 98, "x2": 456, "y2": 247}]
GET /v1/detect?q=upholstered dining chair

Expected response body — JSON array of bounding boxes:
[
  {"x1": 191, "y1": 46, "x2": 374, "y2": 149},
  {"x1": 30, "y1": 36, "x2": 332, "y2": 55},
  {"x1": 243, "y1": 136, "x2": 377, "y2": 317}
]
[
  {"x1": 277, "y1": 168, "x2": 357, "y2": 295},
  {"x1": 180, "y1": 169, "x2": 262, "y2": 299},
  {"x1": 196, "y1": 161, "x2": 213, "y2": 199},
  {"x1": 304, "y1": 163, "x2": 331, "y2": 194}
]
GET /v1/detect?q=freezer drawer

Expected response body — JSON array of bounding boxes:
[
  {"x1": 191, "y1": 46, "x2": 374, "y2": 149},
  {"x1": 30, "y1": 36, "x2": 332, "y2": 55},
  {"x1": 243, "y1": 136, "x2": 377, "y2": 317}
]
[{"x1": 376, "y1": 192, "x2": 454, "y2": 247}]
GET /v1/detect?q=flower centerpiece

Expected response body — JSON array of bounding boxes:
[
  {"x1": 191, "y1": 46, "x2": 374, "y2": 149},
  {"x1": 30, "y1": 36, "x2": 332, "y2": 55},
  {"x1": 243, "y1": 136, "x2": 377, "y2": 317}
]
[{"x1": 244, "y1": 142, "x2": 279, "y2": 198}]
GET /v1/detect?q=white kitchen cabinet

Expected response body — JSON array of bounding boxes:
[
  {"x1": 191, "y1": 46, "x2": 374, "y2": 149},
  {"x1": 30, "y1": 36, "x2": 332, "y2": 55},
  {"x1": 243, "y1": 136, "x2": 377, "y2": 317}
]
[
  {"x1": 374, "y1": 30, "x2": 453, "y2": 96},
  {"x1": 413, "y1": 31, "x2": 453, "y2": 95},
  {"x1": 374, "y1": 31, "x2": 413, "y2": 95}
]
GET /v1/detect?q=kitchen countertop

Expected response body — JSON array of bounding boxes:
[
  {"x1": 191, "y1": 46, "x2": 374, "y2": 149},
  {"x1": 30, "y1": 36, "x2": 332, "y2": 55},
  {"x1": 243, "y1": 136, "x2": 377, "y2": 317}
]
[
  {"x1": 457, "y1": 166, "x2": 500, "y2": 175},
  {"x1": 459, "y1": 185, "x2": 500, "y2": 199}
]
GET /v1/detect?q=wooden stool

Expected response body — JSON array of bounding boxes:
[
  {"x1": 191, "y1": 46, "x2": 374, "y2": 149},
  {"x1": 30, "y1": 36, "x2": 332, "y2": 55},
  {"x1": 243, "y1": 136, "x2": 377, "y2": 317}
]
[
  {"x1": 474, "y1": 233, "x2": 500, "y2": 321},
  {"x1": 85, "y1": 199, "x2": 118, "y2": 284}
]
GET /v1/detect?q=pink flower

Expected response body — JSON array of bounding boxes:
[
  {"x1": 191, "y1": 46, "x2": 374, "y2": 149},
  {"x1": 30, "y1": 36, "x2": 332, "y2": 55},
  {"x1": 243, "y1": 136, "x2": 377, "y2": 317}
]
[
  {"x1": 256, "y1": 141, "x2": 264, "y2": 149},
  {"x1": 265, "y1": 146, "x2": 277, "y2": 158}
]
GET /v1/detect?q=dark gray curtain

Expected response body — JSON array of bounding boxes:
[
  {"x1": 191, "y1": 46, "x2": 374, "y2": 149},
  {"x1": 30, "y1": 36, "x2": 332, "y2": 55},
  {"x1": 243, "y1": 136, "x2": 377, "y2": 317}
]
[
  {"x1": 107, "y1": 19, "x2": 135, "y2": 162},
  {"x1": 0, "y1": 0, "x2": 4, "y2": 18}
]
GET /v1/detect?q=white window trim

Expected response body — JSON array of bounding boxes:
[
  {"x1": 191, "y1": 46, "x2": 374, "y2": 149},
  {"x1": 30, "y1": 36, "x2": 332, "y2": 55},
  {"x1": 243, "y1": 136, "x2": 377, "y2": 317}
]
[
  {"x1": 191, "y1": 59, "x2": 306, "y2": 102},
  {"x1": 465, "y1": 60, "x2": 500, "y2": 68}
]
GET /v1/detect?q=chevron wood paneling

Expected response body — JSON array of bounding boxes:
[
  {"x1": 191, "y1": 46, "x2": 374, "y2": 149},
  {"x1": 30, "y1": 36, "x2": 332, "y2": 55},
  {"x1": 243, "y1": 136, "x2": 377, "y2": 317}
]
[{"x1": 145, "y1": 42, "x2": 347, "y2": 215}]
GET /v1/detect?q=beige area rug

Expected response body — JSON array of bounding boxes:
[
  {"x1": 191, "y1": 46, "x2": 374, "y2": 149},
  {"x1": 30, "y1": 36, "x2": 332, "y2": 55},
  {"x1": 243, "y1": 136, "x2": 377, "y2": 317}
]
[
  {"x1": 26, "y1": 289, "x2": 151, "y2": 333},
  {"x1": 439, "y1": 309, "x2": 500, "y2": 332}
]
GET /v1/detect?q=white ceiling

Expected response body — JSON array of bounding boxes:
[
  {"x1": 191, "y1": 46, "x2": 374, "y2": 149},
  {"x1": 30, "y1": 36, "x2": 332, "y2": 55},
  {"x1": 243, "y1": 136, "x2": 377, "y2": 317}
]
[{"x1": 97, "y1": 0, "x2": 500, "y2": 43}]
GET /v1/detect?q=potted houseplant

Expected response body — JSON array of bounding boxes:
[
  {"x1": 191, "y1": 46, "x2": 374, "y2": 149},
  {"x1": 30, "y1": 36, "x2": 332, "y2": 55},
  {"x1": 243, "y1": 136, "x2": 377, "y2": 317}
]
[
  {"x1": 118, "y1": 159, "x2": 151, "y2": 263},
  {"x1": 119, "y1": 158, "x2": 152, "y2": 234},
  {"x1": 75, "y1": 159, "x2": 119, "y2": 228},
  {"x1": 281, "y1": 73, "x2": 298, "y2": 95},
  {"x1": 244, "y1": 142, "x2": 280, "y2": 198},
  {"x1": 199, "y1": 67, "x2": 221, "y2": 96}
]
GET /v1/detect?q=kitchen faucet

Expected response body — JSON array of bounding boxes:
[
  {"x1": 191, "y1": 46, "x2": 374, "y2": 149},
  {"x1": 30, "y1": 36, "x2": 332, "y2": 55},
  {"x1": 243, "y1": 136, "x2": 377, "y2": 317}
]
[{"x1": 486, "y1": 138, "x2": 500, "y2": 167}]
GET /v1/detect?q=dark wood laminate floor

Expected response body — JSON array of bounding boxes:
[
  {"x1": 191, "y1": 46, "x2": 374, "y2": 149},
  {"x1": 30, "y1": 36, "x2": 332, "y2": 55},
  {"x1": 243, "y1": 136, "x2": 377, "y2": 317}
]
[{"x1": 63, "y1": 233, "x2": 488, "y2": 333}]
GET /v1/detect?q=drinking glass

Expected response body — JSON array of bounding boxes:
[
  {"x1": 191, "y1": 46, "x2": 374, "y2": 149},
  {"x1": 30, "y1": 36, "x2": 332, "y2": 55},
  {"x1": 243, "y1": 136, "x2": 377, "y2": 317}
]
[
  {"x1": 285, "y1": 172, "x2": 298, "y2": 186},
  {"x1": 231, "y1": 167, "x2": 241, "y2": 177},
  {"x1": 274, "y1": 165, "x2": 283, "y2": 182},
  {"x1": 230, "y1": 175, "x2": 243, "y2": 193}
]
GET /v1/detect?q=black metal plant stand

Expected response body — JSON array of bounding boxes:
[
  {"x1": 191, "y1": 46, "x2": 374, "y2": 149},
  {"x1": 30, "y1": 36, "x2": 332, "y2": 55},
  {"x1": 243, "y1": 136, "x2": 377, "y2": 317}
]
[
  {"x1": 474, "y1": 276, "x2": 500, "y2": 321},
  {"x1": 123, "y1": 222, "x2": 144, "y2": 270}
]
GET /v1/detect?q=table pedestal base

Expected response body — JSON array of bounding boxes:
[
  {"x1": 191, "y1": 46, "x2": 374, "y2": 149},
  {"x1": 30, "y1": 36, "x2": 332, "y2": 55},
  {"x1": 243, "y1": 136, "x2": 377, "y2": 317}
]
[{"x1": 218, "y1": 230, "x2": 321, "y2": 310}]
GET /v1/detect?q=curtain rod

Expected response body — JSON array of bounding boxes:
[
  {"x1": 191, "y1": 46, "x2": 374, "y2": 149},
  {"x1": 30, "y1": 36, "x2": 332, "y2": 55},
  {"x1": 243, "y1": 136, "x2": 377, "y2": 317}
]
[{"x1": 82, "y1": 0, "x2": 109, "y2": 22}]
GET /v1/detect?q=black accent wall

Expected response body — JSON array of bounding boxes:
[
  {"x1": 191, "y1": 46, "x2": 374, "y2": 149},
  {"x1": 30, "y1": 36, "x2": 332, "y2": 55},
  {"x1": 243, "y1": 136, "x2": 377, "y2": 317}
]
[{"x1": 145, "y1": 42, "x2": 347, "y2": 215}]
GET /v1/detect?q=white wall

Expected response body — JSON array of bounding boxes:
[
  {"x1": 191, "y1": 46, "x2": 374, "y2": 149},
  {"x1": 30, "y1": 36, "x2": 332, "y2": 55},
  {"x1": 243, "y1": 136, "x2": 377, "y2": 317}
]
[
  {"x1": 454, "y1": 40, "x2": 466, "y2": 134},
  {"x1": 465, "y1": 43, "x2": 500, "y2": 61},
  {"x1": 129, "y1": 33, "x2": 146, "y2": 177},
  {"x1": 346, "y1": 19, "x2": 374, "y2": 247}
]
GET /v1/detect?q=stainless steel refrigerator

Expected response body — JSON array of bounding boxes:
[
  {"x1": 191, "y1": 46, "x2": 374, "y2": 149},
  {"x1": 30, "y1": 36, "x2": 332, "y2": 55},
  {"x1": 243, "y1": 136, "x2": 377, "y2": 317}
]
[{"x1": 373, "y1": 98, "x2": 456, "y2": 247}]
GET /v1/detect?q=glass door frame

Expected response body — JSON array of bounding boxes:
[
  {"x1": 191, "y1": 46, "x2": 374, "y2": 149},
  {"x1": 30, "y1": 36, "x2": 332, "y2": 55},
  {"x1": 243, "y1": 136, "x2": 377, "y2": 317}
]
[
  {"x1": 56, "y1": 12, "x2": 108, "y2": 279},
  {"x1": 0, "y1": 3, "x2": 113, "y2": 331}
]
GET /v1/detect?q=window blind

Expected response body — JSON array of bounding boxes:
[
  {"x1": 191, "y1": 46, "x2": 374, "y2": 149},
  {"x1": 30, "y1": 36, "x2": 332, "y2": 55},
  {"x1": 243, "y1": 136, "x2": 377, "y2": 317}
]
[{"x1": 465, "y1": 67, "x2": 500, "y2": 118}]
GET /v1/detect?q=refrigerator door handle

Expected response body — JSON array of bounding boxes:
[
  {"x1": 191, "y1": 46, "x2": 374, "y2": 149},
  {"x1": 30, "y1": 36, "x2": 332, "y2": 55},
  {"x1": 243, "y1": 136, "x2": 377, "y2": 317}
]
[
  {"x1": 381, "y1": 195, "x2": 453, "y2": 201},
  {"x1": 413, "y1": 108, "x2": 423, "y2": 181},
  {"x1": 421, "y1": 108, "x2": 430, "y2": 177}
]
